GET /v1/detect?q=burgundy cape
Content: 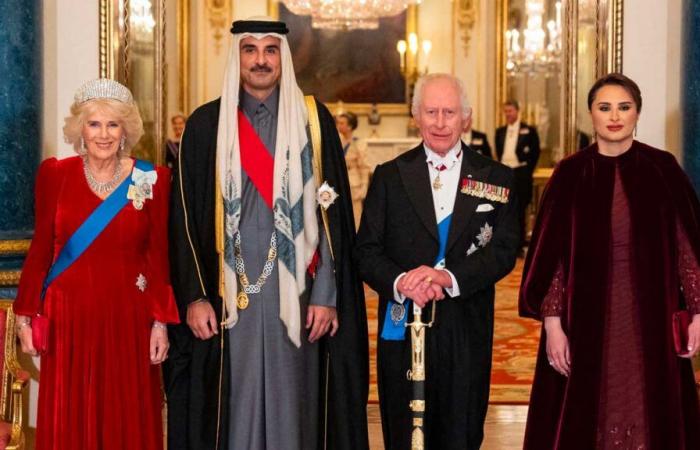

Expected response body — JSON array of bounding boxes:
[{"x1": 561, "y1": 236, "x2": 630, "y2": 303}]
[{"x1": 519, "y1": 141, "x2": 700, "y2": 449}]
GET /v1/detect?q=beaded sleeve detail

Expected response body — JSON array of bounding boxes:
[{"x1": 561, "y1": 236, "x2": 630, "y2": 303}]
[
  {"x1": 678, "y1": 222, "x2": 700, "y2": 315},
  {"x1": 541, "y1": 262, "x2": 565, "y2": 317}
]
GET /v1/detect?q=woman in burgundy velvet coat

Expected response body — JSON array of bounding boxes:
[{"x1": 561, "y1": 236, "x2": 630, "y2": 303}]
[{"x1": 519, "y1": 73, "x2": 700, "y2": 449}]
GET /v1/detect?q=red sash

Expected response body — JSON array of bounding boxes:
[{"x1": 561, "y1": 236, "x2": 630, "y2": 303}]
[{"x1": 238, "y1": 109, "x2": 274, "y2": 209}]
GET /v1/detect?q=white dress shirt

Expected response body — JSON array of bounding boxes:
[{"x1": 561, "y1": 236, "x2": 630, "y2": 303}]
[
  {"x1": 392, "y1": 142, "x2": 462, "y2": 303},
  {"x1": 501, "y1": 121, "x2": 526, "y2": 168}
]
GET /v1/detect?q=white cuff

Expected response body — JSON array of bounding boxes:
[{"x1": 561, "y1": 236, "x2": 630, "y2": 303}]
[
  {"x1": 393, "y1": 272, "x2": 407, "y2": 303},
  {"x1": 442, "y1": 269, "x2": 461, "y2": 298}
]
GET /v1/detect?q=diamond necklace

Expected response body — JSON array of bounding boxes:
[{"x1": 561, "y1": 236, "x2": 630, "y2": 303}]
[{"x1": 82, "y1": 157, "x2": 123, "y2": 195}]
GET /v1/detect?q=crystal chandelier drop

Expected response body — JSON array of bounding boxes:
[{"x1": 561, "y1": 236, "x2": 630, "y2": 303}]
[
  {"x1": 282, "y1": 0, "x2": 422, "y2": 30},
  {"x1": 131, "y1": 0, "x2": 156, "y2": 39},
  {"x1": 505, "y1": 0, "x2": 562, "y2": 76}
]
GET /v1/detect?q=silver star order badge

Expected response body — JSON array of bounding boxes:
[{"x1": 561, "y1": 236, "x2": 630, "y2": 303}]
[
  {"x1": 136, "y1": 273, "x2": 147, "y2": 292},
  {"x1": 466, "y1": 243, "x2": 478, "y2": 256},
  {"x1": 316, "y1": 181, "x2": 339, "y2": 210},
  {"x1": 476, "y1": 222, "x2": 493, "y2": 247}
]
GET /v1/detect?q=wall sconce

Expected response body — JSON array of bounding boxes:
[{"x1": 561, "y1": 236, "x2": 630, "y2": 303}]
[{"x1": 397, "y1": 32, "x2": 431, "y2": 115}]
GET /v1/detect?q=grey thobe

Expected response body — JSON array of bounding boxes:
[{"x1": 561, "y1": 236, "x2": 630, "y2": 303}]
[{"x1": 227, "y1": 88, "x2": 336, "y2": 450}]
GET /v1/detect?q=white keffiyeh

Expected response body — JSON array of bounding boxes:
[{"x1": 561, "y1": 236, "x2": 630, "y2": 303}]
[{"x1": 216, "y1": 25, "x2": 319, "y2": 347}]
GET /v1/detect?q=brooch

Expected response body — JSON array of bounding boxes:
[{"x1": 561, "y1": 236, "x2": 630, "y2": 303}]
[
  {"x1": 390, "y1": 303, "x2": 406, "y2": 325},
  {"x1": 127, "y1": 167, "x2": 158, "y2": 210},
  {"x1": 136, "y1": 273, "x2": 147, "y2": 292},
  {"x1": 316, "y1": 181, "x2": 339, "y2": 210},
  {"x1": 461, "y1": 179, "x2": 510, "y2": 204}
]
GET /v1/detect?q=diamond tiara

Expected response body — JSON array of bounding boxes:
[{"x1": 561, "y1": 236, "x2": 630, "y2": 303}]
[{"x1": 74, "y1": 78, "x2": 134, "y2": 105}]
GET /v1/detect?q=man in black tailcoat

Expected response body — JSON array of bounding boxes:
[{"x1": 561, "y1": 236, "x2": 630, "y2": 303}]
[
  {"x1": 495, "y1": 100, "x2": 540, "y2": 255},
  {"x1": 355, "y1": 74, "x2": 519, "y2": 449}
]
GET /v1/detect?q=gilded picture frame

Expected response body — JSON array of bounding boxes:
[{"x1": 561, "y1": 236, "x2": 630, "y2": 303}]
[
  {"x1": 268, "y1": 0, "x2": 414, "y2": 115},
  {"x1": 99, "y1": 0, "x2": 167, "y2": 165},
  {"x1": 496, "y1": 0, "x2": 624, "y2": 159}
]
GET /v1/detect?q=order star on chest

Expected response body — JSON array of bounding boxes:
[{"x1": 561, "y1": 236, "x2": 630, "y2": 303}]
[
  {"x1": 316, "y1": 181, "x2": 338, "y2": 210},
  {"x1": 476, "y1": 222, "x2": 493, "y2": 247}
]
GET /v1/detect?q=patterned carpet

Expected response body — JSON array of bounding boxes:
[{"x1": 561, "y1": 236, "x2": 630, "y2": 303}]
[{"x1": 365, "y1": 258, "x2": 538, "y2": 404}]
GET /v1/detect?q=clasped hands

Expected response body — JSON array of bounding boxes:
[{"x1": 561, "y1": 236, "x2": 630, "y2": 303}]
[{"x1": 397, "y1": 265, "x2": 453, "y2": 308}]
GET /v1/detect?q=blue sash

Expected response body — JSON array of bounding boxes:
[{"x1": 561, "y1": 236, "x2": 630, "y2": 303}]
[
  {"x1": 41, "y1": 159, "x2": 154, "y2": 299},
  {"x1": 381, "y1": 214, "x2": 452, "y2": 340}
]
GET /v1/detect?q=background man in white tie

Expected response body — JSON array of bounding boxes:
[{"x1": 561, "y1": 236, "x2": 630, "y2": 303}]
[{"x1": 495, "y1": 100, "x2": 541, "y2": 256}]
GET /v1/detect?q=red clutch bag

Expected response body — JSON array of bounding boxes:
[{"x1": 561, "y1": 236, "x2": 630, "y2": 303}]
[
  {"x1": 31, "y1": 314, "x2": 50, "y2": 355},
  {"x1": 672, "y1": 310, "x2": 691, "y2": 356}
]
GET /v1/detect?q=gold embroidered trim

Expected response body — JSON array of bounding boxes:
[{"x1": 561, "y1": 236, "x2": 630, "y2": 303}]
[
  {"x1": 177, "y1": 126, "x2": 208, "y2": 298},
  {"x1": 304, "y1": 96, "x2": 335, "y2": 262}
]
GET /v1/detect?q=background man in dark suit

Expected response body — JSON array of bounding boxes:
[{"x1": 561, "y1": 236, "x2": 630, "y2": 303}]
[
  {"x1": 355, "y1": 74, "x2": 519, "y2": 449},
  {"x1": 495, "y1": 100, "x2": 540, "y2": 255},
  {"x1": 462, "y1": 119, "x2": 493, "y2": 159}
]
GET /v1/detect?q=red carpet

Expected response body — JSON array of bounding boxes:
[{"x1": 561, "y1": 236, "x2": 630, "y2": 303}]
[
  {"x1": 365, "y1": 258, "x2": 538, "y2": 404},
  {"x1": 490, "y1": 258, "x2": 539, "y2": 403}
]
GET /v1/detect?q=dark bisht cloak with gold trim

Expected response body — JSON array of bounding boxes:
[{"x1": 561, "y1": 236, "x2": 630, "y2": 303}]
[
  {"x1": 519, "y1": 141, "x2": 700, "y2": 449},
  {"x1": 164, "y1": 97, "x2": 369, "y2": 450}
]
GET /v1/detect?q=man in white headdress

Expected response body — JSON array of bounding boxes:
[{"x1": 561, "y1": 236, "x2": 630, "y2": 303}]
[{"x1": 164, "y1": 17, "x2": 369, "y2": 450}]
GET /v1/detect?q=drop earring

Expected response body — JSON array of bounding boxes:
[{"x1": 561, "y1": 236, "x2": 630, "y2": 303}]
[
  {"x1": 119, "y1": 136, "x2": 126, "y2": 154},
  {"x1": 79, "y1": 137, "x2": 87, "y2": 156}
]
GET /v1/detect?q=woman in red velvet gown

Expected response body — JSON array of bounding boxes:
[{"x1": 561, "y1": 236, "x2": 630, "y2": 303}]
[
  {"x1": 520, "y1": 73, "x2": 700, "y2": 449},
  {"x1": 13, "y1": 79, "x2": 179, "y2": 450}
]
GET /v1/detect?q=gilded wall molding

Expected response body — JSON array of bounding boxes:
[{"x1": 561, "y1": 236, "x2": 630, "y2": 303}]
[
  {"x1": 0, "y1": 240, "x2": 30, "y2": 256},
  {"x1": 99, "y1": 0, "x2": 118, "y2": 79},
  {"x1": 124, "y1": 0, "x2": 132, "y2": 84},
  {"x1": 178, "y1": 0, "x2": 190, "y2": 113},
  {"x1": 497, "y1": 0, "x2": 624, "y2": 155},
  {"x1": 99, "y1": 0, "x2": 167, "y2": 164},
  {"x1": 495, "y1": 0, "x2": 508, "y2": 129},
  {"x1": 600, "y1": 0, "x2": 624, "y2": 74},
  {"x1": 455, "y1": 0, "x2": 477, "y2": 58},
  {"x1": 206, "y1": 0, "x2": 229, "y2": 53},
  {"x1": 0, "y1": 271, "x2": 21, "y2": 287},
  {"x1": 155, "y1": 0, "x2": 166, "y2": 166}
]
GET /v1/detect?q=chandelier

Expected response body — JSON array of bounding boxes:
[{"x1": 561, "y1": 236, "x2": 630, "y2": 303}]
[
  {"x1": 282, "y1": 0, "x2": 422, "y2": 30},
  {"x1": 505, "y1": 0, "x2": 562, "y2": 76},
  {"x1": 131, "y1": 0, "x2": 156, "y2": 39}
]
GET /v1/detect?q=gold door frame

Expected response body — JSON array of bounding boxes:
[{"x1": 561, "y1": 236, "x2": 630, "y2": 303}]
[
  {"x1": 496, "y1": 0, "x2": 624, "y2": 157},
  {"x1": 99, "y1": 0, "x2": 167, "y2": 166}
]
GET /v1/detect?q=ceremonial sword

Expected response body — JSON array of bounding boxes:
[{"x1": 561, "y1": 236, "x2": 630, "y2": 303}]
[{"x1": 406, "y1": 296, "x2": 437, "y2": 450}]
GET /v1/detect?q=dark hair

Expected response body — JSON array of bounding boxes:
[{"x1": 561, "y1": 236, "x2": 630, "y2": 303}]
[
  {"x1": 587, "y1": 73, "x2": 642, "y2": 112},
  {"x1": 338, "y1": 112, "x2": 358, "y2": 130},
  {"x1": 504, "y1": 99, "x2": 520, "y2": 110}
]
